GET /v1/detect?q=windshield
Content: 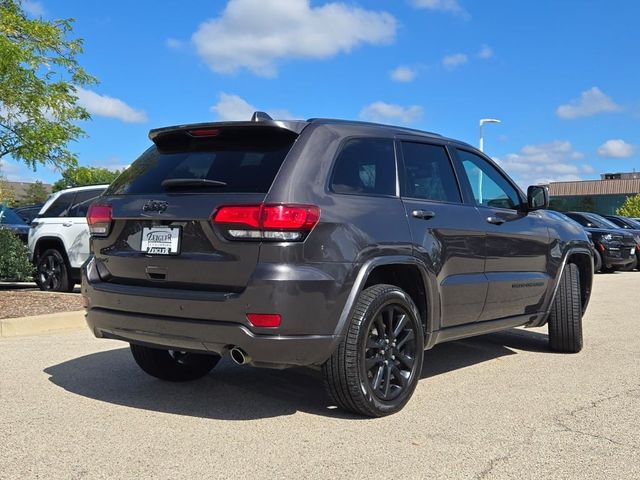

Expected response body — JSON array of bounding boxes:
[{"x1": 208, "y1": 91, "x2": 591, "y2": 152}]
[{"x1": 0, "y1": 205, "x2": 27, "y2": 225}]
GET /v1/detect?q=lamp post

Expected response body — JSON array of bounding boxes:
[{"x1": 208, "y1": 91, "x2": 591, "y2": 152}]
[{"x1": 479, "y1": 118, "x2": 501, "y2": 152}]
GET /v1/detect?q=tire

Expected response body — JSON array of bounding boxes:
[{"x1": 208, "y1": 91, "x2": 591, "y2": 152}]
[
  {"x1": 35, "y1": 249, "x2": 74, "y2": 292},
  {"x1": 130, "y1": 344, "x2": 220, "y2": 382},
  {"x1": 593, "y1": 250, "x2": 602, "y2": 273},
  {"x1": 548, "y1": 263, "x2": 583, "y2": 353},
  {"x1": 322, "y1": 284, "x2": 424, "y2": 417}
]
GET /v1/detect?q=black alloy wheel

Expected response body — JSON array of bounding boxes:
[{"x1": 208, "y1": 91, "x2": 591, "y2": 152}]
[
  {"x1": 36, "y1": 249, "x2": 72, "y2": 292},
  {"x1": 363, "y1": 304, "x2": 418, "y2": 402}
]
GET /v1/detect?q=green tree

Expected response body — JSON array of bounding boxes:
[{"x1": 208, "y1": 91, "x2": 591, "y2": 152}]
[
  {"x1": 616, "y1": 193, "x2": 640, "y2": 218},
  {"x1": 21, "y1": 179, "x2": 48, "y2": 204},
  {"x1": 0, "y1": 227, "x2": 33, "y2": 281},
  {"x1": 52, "y1": 165, "x2": 120, "y2": 191},
  {"x1": 0, "y1": 169, "x2": 15, "y2": 205},
  {"x1": 0, "y1": 0, "x2": 96, "y2": 171}
]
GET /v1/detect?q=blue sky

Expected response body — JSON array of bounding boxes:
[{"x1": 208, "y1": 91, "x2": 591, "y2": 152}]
[{"x1": 2, "y1": 0, "x2": 639, "y2": 188}]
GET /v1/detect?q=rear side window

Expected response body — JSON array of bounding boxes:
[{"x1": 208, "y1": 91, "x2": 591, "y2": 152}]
[
  {"x1": 43, "y1": 193, "x2": 75, "y2": 217},
  {"x1": 330, "y1": 138, "x2": 396, "y2": 196},
  {"x1": 68, "y1": 189, "x2": 105, "y2": 217},
  {"x1": 106, "y1": 127, "x2": 297, "y2": 195},
  {"x1": 401, "y1": 142, "x2": 461, "y2": 203}
]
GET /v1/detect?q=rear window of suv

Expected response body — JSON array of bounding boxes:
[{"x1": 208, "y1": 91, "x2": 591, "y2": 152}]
[{"x1": 106, "y1": 127, "x2": 297, "y2": 195}]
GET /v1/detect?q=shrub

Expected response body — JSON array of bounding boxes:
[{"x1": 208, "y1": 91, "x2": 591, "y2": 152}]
[
  {"x1": 616, "y1": 193, "x2": 640, "y2": 218},
  {"x1": 0, "y1": 229, "x2": 34, "y2": 281}
]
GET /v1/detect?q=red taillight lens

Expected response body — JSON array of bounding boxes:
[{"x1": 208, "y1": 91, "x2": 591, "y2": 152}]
[
  {"x1": 189, "y1": 128, "x2": 220, "y2": 137},
  {"x1": 212, "y1": 204, "x2": 320, "y2": 241},
  {"x1": 213, "y1": 205, "x2": 261, "y2": 228},
  {"x1": 87, "y1": 204, "x2": 112, "y2": 236},
  {"x1": 261, "y1": 205, "x2": 320, "y2": 230},
  {"x1": 246, "y1": 313, "x2": 281, "y2": 328}
]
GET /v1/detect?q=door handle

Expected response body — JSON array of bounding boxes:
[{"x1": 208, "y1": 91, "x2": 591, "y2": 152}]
[
  {"x1": 486, "y1": 216, "x2": 505, "y2": 225},
  {"x1": 62, "y1": 222, "x2": 73, "y2": 227},
  {"x1": 412, "y1": 210, "x2": 436, "y2": 220}
]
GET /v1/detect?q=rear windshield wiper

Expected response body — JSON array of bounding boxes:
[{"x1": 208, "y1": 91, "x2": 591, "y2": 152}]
[{"x1": 161, "y1": 178, "x2": 227, "y2": 189}]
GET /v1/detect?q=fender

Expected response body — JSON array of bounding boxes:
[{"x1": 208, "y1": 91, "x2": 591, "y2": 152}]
[
  {"x1": 330, "y1": 255, "x2": 437, "y2": 345},
  {"x1": 527, "y1": 246, "x2": 593, "y2": 328}
]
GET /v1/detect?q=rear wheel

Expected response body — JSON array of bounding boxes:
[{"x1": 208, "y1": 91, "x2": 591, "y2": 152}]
[
  {"x1": 35, "y1": 249, "x2": 74, "y2": 292},
  {"x1": 323, "y1": 284, "x2": 424, "y2": 417},
  {"x1": 548, "y1": 263, "x2": 583, "y2": 353},
  {"x1": 130, "y1": 344, "x2": 220, "y2": 381}
]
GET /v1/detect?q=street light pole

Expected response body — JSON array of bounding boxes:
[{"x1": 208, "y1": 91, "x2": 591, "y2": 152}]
[{"x1": 479, "y1": 118, "x2": 501, "y2": 152}]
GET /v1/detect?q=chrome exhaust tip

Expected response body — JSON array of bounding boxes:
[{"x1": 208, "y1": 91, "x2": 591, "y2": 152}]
[{"x1": 230, "y1": 347, "x2": 250, "y2": 365}]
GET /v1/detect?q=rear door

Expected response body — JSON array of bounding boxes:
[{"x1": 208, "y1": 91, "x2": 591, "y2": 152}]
[
  {"x1": 454, "y1": 148, "x2": 551, "y2": 321},
  {"x1": 92, "y1": 125, "x2": 298, "y2": 291},
  {"x1": 399, "y1": 140, "x2": 487, "y2": 328}
]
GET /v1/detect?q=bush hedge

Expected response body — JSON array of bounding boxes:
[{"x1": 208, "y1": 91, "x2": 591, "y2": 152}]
[{"x1": 0, "y1": 228, "x2": 34, "y2": 281}]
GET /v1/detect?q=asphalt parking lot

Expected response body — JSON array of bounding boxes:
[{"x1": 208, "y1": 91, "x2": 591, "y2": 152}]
[{"x1": 1, "y1": 273, "x2": 638, "y2": 479}]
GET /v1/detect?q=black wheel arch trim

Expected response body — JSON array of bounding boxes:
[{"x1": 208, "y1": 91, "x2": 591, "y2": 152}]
[
  {"x1": 531, "y1": 246, "x2": 593, "y2": 328},
  {"x1": 331, "y1": 255, "x2": 436, "y2": 346}
]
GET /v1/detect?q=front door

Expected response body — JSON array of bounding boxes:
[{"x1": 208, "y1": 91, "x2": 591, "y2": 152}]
[
  {"x1": 399, "y1": 140, "x2": 487, "y2": 328},
  {"x1": 454, "y1": 148, "x2": 551, "y2": 321}
]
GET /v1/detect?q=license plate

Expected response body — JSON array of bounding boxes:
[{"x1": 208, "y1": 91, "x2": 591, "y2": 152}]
[
  {"x1": 141, "y1": 227, "x2": 180, "y2": 255},
  {"x1": 632, "y1": 248, "x2": 636, "y2": 256}
]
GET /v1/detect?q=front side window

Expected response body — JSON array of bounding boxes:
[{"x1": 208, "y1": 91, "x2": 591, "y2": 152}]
[
  {"x1": 330, "y1": 138, "x2": 396, "y2": 196},
  {"x1": 401, "y1": 142, "x2": 461, "y2": 203},
  {"x1": 43, "y1": 193, "x2": 75, "y2": 217},
  {"x1": 457, "y1": 149, "x2": 521, "y2": 210}
]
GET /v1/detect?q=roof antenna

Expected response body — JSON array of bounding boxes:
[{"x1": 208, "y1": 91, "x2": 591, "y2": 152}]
[{"x1": 251, "y1": 111, "x2": 273, "y2": 122}]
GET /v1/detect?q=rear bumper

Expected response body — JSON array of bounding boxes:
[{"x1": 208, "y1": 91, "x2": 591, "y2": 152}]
[
  {"x1": 86, "y1": 307, "x2": 336, "y2": 368},
  {"x1": 82, "y1": 256, "x2": 351, "y2": 367},
  {"x1": 602, "y1": 248, "x2": 636, "y2": 268}
]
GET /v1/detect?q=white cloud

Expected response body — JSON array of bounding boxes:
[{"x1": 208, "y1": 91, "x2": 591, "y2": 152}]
[
  {"x1": 22, "y1": 1, "x2": 45, "y2": 16},
  {"x1": 442, "y1": 53, "x2": 468, "y2": 69},
  {"x1": 477, "y1": 44, "x2": 493, "y2": 59},
  {"x1": 359, "y1": 101, "x2": 423, "y2": 124},
  {"x1": 210, "y1": 92, "x2": 293, "y2": 121},
  {"x1": 390, "y1": 66, "x2": 417, "y2": 83},
  {"x1": 556, "y1": 87, "x2": 623, "y2": 119},
  {"x1": 495, "y1": 141, "x2": 591, "y2": 186},
  {"x1": 410, "y1": 0, "x2": 469, "y2": 18},
  {"x1": 192, "y1": 0, "x2": 397, "y2": 77},
  {"x1": 597, "y1": 139, "x2": 635, "y2": 158},
  {"x1": 165, "y1": 38, "x2": 184, "y2": 50},
  {"x1": 74, "y1": 87, "x2": 147, "y2": 123}
]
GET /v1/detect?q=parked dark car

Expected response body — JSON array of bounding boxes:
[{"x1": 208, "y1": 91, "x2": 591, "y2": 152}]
[
  {"x1": 13, "y1": 204, "x2": 44, "y2": 224},
  {"x1": 565, "y1": 212, "x2": 637, "y2": 272},
  {"x1": 602, "y1": 214, "x2": 640, "y2": 270},
  {"x1": 0, "y1": 204, "x2": 30, "y2": 243},
  {"x1": 82, "y1": 114, "x2": 594, "y2": 417}
]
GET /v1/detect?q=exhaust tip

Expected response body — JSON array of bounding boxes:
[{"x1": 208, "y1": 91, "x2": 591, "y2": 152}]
[{"x1": 230, "y1": 347, "x2": 250, "y2": 365}]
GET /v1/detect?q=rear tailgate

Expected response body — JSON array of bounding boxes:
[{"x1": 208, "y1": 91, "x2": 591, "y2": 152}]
[{"x1": 90, "y1": 124, "x2": 300, "y2": 292}]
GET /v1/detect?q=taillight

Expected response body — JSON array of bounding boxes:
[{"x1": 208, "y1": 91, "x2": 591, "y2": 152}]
[
  {"x1": 212, "y1": 204, "x2": 320, "y2": 241},
  {"x1": 87, "y1": 204, "x2": 112, "y2": 237}
]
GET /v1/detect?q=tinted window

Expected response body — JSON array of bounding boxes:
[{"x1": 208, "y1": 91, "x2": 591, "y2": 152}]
[
  {"x1": 43, "y1": 193, "x2": 75, "y2": 217},
  {"x1": 107, "y1": 128, "x2": 297, "y2": 195},
  {"x1": 68, "y1": 189, "x2": 105, "y2": 217},
  {"x1": 458, "y1": 149, "x2": 521, "y2": 209},
  {"x1": 331, "y1": 138, "x2": 396, "y2": 196},
  {"x1": 401, "y1": 142, "x2": 460, "y2": 203}
]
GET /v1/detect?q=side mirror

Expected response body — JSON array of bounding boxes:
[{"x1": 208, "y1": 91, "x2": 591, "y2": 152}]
[{"x1": 527, "y1": 185, "x2": 549, "y2": 211}]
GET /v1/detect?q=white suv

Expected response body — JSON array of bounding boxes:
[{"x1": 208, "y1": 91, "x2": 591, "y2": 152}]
[{"x1": 28, "y1": 185, "x2": 108, "y2": 291}]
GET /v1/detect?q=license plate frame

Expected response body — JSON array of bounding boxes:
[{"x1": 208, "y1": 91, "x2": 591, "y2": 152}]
[{"x1": 141, "y1": 226, "x2": 181, "y2": 256}]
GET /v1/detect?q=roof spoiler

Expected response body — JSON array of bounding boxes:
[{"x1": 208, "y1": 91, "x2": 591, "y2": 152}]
[{"x1": 148, "y1": 112, "x2": 308, "y2": 143}]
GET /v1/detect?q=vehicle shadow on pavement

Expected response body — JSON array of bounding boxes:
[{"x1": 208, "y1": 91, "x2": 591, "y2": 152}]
[{"x1": 44, "y1": 328, "x2": 549, "y2": 420}]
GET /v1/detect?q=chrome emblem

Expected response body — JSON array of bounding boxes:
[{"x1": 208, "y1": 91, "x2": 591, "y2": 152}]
[{"x1": 142, "y1": 200, "x2": 168, "y2": 213}]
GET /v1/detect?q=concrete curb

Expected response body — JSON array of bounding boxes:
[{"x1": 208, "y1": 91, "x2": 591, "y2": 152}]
[{"x1": 0, "y1": 310, "x2": 86, "y2": 338}]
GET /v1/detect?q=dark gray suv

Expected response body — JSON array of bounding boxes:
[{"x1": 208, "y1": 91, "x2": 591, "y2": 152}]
[{"x1": 82, "y1": 114, "x2": 593, "y2": 417}]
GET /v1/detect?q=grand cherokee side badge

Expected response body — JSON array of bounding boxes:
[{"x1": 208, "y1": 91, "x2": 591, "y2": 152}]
[{"x1": 142, "y1": 200, "x2": 168, "y2": 213}]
